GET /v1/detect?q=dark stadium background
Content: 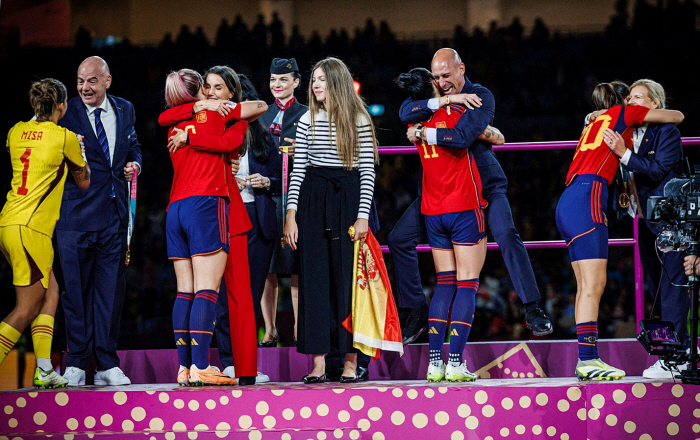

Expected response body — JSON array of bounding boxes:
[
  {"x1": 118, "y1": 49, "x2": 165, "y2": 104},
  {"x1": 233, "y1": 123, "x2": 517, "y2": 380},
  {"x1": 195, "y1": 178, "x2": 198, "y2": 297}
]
[{"x1": 1, "y1": 0, "x2": 699, "y2": 352}]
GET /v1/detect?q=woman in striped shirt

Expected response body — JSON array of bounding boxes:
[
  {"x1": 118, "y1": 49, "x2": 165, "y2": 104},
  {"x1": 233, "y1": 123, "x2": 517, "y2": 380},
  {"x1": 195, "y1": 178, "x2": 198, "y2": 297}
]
[{"x1": 283, "y1": 57, "x2": 378, "y2": 383}]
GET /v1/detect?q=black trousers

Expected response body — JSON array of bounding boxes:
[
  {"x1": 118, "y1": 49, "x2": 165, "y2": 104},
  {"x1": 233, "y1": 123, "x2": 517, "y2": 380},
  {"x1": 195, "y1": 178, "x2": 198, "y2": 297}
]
[{"x1": 296, "y1": 167, "x2": 360, "y2": 355}]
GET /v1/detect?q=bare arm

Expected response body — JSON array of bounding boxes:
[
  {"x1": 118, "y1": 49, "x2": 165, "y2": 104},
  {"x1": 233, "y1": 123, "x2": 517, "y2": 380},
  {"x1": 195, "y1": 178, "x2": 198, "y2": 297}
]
[
  {"x1": 478, "y1": 125, "x2": 505, "y2": 145},
  {"x1": 240, "y1": 100, "x2": 268, "y2": 121},
  {"x1": 70, "y1": 162, "x2": 91, "y2": 190},
  {"x1": 643, "y1": 109, "x2": 684, "y2": 125}
]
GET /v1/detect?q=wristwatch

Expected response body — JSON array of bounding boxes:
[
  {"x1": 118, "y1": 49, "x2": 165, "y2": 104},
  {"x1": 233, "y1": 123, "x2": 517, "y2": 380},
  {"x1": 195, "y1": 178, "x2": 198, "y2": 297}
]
[{"x1": 415, "y1": 125, "x2": 424, "y2": 141}]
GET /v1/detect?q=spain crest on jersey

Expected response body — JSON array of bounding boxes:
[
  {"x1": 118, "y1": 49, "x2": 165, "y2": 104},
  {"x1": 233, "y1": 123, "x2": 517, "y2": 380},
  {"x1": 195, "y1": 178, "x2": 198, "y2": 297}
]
[
  {"x1": 436, "y1": 121, "x2": 447, "y2": 129},
  {"x1": 196, "y1": 111, "x2": 207, "y2": 124}
]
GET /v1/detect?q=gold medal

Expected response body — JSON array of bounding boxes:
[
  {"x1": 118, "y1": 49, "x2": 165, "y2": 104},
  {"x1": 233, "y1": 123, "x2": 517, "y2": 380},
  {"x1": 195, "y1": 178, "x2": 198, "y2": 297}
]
[{"x1": 619, "y1": 192, "x2": 630, "y2": 209}]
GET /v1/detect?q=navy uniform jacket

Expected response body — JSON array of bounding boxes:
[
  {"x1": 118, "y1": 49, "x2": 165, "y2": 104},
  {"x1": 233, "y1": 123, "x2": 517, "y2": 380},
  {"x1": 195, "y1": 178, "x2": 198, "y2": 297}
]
[
  {"x1": 624, "y1": 123, "x2": 684, "y2": 221},
  {"x1": 246, "y1": 131, "x2": 282, "y2": 240},
  {"x1": 57, "y1": 95, "x2": 142, "y2": 231},
  {"x1": 259, "y1": 99, "x2": 309, "y2": 152},
  {"x1": 398, "y1": 76, "x2": 507, "y2": 197}
]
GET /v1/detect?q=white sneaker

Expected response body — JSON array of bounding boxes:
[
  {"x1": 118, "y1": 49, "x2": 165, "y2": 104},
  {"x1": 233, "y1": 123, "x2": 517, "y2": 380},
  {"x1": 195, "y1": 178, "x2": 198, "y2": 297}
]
[
  {"x1": 643, "y1": 358, "x2": 687, "y2": 379},
  {"x1": 94, "y1": 367, "x2": 131, "y2": 386},
  {"x1": 63, "y1": 367, "x2": 86, "y2": 386},
  {"x1": 222, "y1": 366, "x2": 270, "y2": 383}
]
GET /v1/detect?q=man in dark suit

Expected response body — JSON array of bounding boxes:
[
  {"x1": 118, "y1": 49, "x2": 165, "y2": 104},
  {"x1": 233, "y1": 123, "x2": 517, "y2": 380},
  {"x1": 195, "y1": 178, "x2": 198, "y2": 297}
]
[
  {"x1": 607, "y1": 79, "x2": 688, "y2": 379},
  {"x1": 57, "y1": 56, "x2": 142, "y2": 386},
  {"x1": 393, "y1": 48, "x2": 552, "y2": 343}
]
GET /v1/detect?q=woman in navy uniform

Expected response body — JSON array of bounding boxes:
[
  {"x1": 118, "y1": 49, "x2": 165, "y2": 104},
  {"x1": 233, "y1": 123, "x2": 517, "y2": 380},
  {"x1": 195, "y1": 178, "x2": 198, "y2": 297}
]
[{"x1": 258, "y1": 58, "x2": 308, "y2": 346}]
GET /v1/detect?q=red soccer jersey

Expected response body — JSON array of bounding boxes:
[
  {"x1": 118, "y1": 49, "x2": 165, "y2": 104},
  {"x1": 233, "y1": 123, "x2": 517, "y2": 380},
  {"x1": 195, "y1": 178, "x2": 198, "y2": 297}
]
[
  {"x1": 565, "y1": 105, "x2": 649, "y2": 185},
  {"x1": 418, "y1": 105, "x2": 487, "y2": 215},
  {"x1": 158, "y1": 102, "x2": 243, "y2": 205}
]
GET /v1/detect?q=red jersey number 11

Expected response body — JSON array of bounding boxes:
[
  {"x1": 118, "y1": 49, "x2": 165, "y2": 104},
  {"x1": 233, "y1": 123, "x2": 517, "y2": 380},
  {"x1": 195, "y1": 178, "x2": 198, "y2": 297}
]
[{"x1": 421, "y1": 142, "x2": 439, "y2": 159}]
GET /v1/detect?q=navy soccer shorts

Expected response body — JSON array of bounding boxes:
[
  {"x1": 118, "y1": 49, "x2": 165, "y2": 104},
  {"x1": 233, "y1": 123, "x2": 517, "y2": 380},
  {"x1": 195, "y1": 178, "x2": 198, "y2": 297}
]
[
  {"x1": 555, "y1": 174, "x2": 608, "y2": 262},
  {"x1": 425, "y1": 209, "x2": 486, "y2": 250},
  {"x1": 166, "y1": 196, "x2": 229, "y2": 259}
]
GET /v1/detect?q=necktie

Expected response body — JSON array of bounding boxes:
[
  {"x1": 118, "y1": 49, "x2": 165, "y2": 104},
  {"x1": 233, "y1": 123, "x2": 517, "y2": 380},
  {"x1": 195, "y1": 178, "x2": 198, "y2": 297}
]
[
  {"x1": 94, "y1": 108, "x2": 115, "y2": 198},
  {"x1": 94, "y1": 108, "x2": 111, "y2": 165}
]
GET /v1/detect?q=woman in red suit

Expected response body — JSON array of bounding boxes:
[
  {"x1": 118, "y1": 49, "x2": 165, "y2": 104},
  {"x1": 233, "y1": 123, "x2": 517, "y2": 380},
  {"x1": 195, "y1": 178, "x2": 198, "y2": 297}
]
[{"x1": 164, "y1": 66, "x2": 268, "y2": 385}]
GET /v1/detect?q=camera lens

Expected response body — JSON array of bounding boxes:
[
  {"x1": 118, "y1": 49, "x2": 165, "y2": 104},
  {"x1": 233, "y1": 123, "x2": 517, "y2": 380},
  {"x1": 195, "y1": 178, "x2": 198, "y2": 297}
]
[{"x1": 656, "y1": 230, "x2": 678, "y2": 252}]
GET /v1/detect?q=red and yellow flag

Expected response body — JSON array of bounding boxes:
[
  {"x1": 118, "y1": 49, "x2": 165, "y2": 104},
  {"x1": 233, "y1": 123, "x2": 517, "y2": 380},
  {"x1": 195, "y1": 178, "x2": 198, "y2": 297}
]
[{"x1": 342, "y1": 227, "x2": 403, "y2": 359}]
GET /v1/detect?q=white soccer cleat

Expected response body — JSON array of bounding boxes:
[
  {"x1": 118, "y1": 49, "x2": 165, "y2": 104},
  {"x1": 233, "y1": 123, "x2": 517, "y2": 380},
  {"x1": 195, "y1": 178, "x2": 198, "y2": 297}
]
[
  {"x1": 575, "y1": 359, "x2": 625, "y2": 381},
  {"x1": 427, "y1": 360, "x2": 446, "y2": 382},
  {"x1": 445, "y1": 362, "x2": 477, "y2": 382},
  {"x1": 34, "y1": 367, "x2": 69, "y2": 389}
]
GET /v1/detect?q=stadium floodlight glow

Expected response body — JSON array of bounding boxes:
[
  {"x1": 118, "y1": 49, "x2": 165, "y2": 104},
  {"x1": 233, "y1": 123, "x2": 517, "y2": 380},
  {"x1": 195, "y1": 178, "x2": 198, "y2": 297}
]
[
  {"x1": 353, "y1": 80, "x2": 361, "y2": 94},
  {"x1": 368, "y1": 104, "x2": 385, "y2": 116}
]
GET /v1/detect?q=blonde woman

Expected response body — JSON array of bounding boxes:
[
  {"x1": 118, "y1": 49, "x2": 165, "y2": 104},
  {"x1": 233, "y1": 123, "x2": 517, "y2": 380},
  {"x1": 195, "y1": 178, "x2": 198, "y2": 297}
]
[{"x1": 283, "y1": 57, "x2": 378, "y2": 383}]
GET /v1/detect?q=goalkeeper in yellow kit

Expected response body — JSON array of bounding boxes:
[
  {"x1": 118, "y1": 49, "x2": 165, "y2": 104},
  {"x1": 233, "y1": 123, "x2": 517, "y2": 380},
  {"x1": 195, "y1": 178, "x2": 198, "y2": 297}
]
[{"x1": 0, "y1": 78, "x2": 90, "y2": 388}]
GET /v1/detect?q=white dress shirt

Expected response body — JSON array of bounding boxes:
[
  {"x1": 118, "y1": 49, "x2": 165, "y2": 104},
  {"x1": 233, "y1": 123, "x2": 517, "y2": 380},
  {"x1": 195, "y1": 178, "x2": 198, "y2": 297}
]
[
  {"x1": 620, "y1": 124, "x2": 648, "y2": 165},
  {"x1": 85, "y1": 98, "x2": 117, "y2": 165},
  {"x1": 236, "y1": 153, "x2": 255, "y2": 203}
]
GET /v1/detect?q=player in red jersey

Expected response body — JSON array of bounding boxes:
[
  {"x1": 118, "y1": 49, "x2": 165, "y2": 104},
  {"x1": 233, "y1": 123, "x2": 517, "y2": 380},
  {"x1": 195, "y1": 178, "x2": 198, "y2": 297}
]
[
  {"x1": 164, "y1": 66, "x2": 268, "y2": 385},
  {"x1": 398, "y1": 67, "x2": 504, "y2": 382},
  {"x1": 160, "y1": 68, "x2": 266, "y2": 385},
  {"x1": 555, "y1": 82, "x2": 683, "y2": 380}
]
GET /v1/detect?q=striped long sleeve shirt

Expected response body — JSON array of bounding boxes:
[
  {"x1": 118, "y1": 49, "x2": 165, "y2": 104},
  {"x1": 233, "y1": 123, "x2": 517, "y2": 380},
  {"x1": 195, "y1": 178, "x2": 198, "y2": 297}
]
[{"x1": 287, "y1": 109, "x2": 376, "y2": 219}]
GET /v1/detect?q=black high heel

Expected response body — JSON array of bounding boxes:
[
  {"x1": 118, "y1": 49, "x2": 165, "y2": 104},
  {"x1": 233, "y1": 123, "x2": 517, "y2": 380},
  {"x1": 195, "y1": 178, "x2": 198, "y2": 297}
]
[
  {"x1": 258, "y1": 332, "x2": 279, "y2": 348},
  {"x1": 302, "y1": 373, "x2": 327, "y2": 384},
  {"x1": 339, "y1": 375, "x2": 359, "y2": 383}
]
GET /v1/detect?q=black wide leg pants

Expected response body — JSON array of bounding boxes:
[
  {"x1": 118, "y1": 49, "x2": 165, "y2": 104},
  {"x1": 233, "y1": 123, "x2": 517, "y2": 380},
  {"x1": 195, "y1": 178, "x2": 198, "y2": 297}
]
[{"x1": 296, "y1": 167, "x2": 360, "y2": 355}]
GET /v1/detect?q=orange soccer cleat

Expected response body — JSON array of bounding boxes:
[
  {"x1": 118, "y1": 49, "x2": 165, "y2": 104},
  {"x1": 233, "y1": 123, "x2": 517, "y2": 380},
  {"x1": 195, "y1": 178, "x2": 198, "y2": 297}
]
[{"x1": 189, "y1": 365, "x2": 238, "y2": 386}]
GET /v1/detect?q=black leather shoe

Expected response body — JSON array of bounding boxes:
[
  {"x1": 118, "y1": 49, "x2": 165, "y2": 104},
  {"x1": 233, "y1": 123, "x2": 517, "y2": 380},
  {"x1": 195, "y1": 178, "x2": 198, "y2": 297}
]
[
  {"x1": 237, "y1": 376, "x2": 256, "y2": 385},
  {"x1": 258, "y1": 332, "x2": 279, "y2": 348},
  {"x1": 402, "y1": 304, "x2": 429, "y2": 345},
  {"x1": 525, "y1": 308, "x2": 553, "y2": 336},
  {"x1": 302, "y1": 374, "x2": 326, "y2": 384},
  {"x1": 339, "y1": 375, "x2": 359, "y2": 383},
  {"x1": 357, "y1": 366, "x2": 369, "y2": 382}
]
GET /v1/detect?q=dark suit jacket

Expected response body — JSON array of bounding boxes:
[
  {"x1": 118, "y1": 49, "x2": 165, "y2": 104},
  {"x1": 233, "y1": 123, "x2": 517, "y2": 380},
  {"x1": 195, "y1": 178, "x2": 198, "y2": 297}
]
[
  {"x1": 398, "y1": 76, "x2": 508, "y2": 197},
  {"x1": 624, "y1": 123, "x2": 684, "y2": 228},
  {"x1": 57, "y1": 95, "x2": 142, "y2": 231},
  {"x1": 247, "y1": 131, "x2": 282, "y2": 240}
]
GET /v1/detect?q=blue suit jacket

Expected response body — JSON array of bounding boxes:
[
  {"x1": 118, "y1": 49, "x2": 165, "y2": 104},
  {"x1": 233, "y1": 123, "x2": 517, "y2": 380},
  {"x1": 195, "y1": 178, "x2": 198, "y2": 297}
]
[
  {"x1": 57, "y1": 95, "x2": 142, "y2": 231},
  {"x1": 624, "y1": 123, "x2": 684, "y2": 226},
  {"x1": 398, "y1": 76, "x2": 508, "y2": 196},
  {"x1": 247, "y1": 131, "x2": 282, "y2": 240}
]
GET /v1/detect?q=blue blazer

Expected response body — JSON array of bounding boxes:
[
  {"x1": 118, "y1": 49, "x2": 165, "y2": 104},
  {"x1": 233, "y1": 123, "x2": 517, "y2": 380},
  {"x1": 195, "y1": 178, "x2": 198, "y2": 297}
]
[
  {"x1": 57, "y1": 95, "x2": 142, "y2": 231},
  {"x1": 247, "y1": 131, "x2": 282, "y2": 241},
  {"x1": 398, "y1": 76, "x2": 508, "y2": 197},
  {"x1": 624, "y1": 123, "x2": 684, "y2": 227}
]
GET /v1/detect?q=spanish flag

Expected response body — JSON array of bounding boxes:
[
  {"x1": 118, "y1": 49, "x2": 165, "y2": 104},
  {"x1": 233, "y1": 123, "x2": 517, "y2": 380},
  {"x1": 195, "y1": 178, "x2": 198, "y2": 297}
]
[{"x1": 342, "y1": 227, "x2": 403, "y2": 359}]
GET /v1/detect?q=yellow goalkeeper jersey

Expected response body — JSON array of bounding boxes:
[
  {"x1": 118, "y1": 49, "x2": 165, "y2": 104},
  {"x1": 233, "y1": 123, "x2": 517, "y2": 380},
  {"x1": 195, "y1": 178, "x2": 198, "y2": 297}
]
[{"x1": 0, "y1": 120, "x2": 86, "y2": 236}]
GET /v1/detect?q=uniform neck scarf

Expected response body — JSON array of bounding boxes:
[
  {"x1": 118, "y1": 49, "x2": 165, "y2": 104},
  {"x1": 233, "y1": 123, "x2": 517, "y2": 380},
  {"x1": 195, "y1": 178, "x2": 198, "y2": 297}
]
[{"x1": 269, "y1": 97, "x2": 295, "y2": 137}]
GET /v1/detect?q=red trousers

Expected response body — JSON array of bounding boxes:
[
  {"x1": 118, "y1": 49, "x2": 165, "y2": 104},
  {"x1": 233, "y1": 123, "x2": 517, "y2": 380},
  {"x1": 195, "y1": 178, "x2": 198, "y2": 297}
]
[{"x1": 224, "y1": 233, "x2": 258, "y2": 377}]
